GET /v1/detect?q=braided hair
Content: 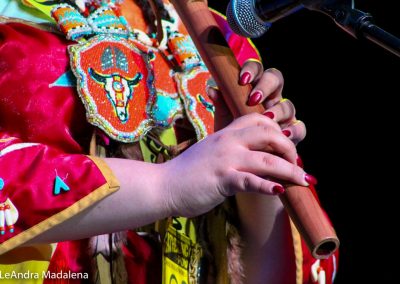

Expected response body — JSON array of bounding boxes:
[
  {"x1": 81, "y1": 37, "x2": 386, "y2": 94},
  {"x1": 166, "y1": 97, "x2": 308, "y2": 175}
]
[{"x1": 134, "y1": 0, "x2": 174, "y2": 33}]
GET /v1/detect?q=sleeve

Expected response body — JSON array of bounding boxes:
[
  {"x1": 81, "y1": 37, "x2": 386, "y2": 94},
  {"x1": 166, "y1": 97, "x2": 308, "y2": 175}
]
[
  {"x1": 211, "y1": 9, "x2": 262, "y2": 66},
  {"x1": 0, "y1": 136, "x2": 119, "y2": 255},
  {"x1": 0, "y1": 21, "x2": 120, "y2": 255}
]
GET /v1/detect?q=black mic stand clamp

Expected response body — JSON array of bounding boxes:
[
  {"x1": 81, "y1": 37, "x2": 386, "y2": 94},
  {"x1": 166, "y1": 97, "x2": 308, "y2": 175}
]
[{"x1": 306, "y1": 0, "x2": 400, "y2": 57}]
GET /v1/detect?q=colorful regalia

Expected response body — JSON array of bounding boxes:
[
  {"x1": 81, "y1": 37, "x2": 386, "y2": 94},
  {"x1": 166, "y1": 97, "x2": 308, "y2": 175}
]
[{"x1": 0, "y1": 1, "x2": 338, "y2": 283}]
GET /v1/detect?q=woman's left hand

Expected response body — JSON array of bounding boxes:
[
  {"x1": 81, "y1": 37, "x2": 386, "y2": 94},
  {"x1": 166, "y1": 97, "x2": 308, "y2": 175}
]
[{"x1": 207, "y1": 60, "x2": 306, "y2": 145}]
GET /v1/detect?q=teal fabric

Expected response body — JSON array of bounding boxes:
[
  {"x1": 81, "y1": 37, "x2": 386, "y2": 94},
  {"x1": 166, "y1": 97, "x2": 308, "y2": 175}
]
[
  {"x1": 0, "y1": 0, "x2": 51, "y2": 23},
  {"x1": 153, "y1": 94, "x2": 181, "y2": 126}
]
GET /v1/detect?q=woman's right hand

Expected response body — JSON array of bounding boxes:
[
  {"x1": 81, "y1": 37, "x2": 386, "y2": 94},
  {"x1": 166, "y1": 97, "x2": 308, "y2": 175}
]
[{"x1": 161, "y1": 113, "x2": 311, "y2": 217}]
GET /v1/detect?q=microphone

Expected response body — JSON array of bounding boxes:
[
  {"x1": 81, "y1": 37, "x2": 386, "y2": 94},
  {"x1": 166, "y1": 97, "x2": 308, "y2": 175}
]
[
  {"x1": 226, "y1": 0, "x2": 361, "y2": 38},
  {"x1": 226, "y1": 0, "x2": 400, "y2": 57},
  {"x1": 227, "y1": 0, "x2": 303, "y2": 38}
]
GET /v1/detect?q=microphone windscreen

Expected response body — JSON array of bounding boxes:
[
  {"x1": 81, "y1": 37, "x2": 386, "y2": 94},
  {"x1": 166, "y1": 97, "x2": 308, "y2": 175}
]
[{"x1": 226, "y1": 0, "x2": 270, "y2": 38}]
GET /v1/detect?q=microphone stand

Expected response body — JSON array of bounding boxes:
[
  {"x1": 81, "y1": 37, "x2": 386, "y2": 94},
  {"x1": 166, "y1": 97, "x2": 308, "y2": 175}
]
[{"x1": 308, "y1": 0, "x2": 400, "y2": 57}]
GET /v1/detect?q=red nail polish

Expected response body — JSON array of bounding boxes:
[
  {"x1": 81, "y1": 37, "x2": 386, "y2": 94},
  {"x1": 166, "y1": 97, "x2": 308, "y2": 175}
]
[
  {"x1": 247, "y1": 91, "x2": 262, "y2": 106},
  {"x1": 305, "y1": 174, "x2": 318, "y2": 185},
  {"x1": 240, "y1": 72, "x2": 251, "y2": 85},
  {"x1": 272, "y1": 185, "x2": 285, "y2": 195},
  {"x1": 296, "y1": 156, "x2": 304, "y2": 168},
  {"x1": 282, "y1": 129, "x2": 291, "y2": 137},
  {"x1": 264, "y1": 111, "x2": 275, "y2": 119}
]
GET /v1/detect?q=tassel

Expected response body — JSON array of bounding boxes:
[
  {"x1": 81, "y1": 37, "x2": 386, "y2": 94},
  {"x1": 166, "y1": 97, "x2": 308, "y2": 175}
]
[
  {"x1": 0, "y1": 205, "x2": 5, "y2": 235},
  {"x1": 226, "y1": 222, "x2": 245, "y2": 284},
  {"x1": 0, "y1": 199, "x2": 19, "y2": 234},
  {"x1": 90, "y1": 232, "x2": 128, "y2": 284}
]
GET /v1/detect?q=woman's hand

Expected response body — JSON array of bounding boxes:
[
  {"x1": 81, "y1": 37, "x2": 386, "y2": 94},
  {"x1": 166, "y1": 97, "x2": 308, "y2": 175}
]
[
  {"x1": 161, "y1": 113, "x2": 311, "y2": 217},
  {"x1": 208, "y1": 60, "x2": 306, "y2": 145}
]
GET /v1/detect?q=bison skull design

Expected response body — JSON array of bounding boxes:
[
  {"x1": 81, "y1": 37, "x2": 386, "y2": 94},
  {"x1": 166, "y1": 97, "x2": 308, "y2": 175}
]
[{"x1": 89, "y1": 67, "x2": 143, "y2": 123}]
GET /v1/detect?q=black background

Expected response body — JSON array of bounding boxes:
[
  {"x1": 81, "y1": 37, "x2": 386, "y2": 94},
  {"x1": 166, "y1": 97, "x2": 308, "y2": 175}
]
[{"x1": 209, "y1": 1, "x2": 399, "y2": 283}]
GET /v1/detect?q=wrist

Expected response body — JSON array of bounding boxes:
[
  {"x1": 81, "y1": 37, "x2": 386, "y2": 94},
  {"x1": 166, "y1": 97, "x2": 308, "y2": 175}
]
[{"x1": 155, "y1": 161, "x2": 176, "y2": 217}]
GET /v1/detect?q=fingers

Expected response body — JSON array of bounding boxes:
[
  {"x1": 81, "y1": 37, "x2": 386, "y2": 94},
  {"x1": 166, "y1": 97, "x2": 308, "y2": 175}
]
[
  {"x1": 222, "y1": 170, "x2": 286, "y2": 196},
  {"x1": 239, "y1": 59, "x2": 263, "y2": 85},
  {"x1": 227, "y1": 113, "x2": 281, "y2": 133},
  {"x1": 247, "y1": 68, "x2": 284, "y2": 108},
  {"x1": 235, "y1": 151, "x2": 308, "y2": 186},
  {"x1": 234, "y1": 124, "x2": 297, "y2": 163},
  {"x1": 282, "y1": 120, "x2": 307, "y2": 145},
  {"x1": 261, "y1": 99, "x2": 306, "y2": 145},
  {"x1": 263, "y1": 98, "x2": 295, "y2": 124},
  {"x1": 220, "y1": 113, "x2": 298, "y2": 162}
]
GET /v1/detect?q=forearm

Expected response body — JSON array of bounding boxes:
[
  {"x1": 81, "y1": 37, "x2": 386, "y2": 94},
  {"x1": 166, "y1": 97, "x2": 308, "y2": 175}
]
[
  {"x1": 30, "y1": 158, "x2": 170, "y2": 244},
  {"x1": 236, "y1": 194, "x2": 296, "y2": 283}
]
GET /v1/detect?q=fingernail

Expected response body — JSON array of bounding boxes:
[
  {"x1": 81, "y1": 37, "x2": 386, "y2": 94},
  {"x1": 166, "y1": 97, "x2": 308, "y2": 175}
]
[
  {"x1": 263, "y1": 111, "x2": 275, "y2": 119},
  {"x1": 240, "y1": 72, "x2": 251, "y2": 85},
  {"x1": 247, "y1": 91, "x2": 263, "y2": 106},
  {"x1": 304, "y1": 173, "x2": 318, "y2": 185},
  {"x1": 296, "y1": 155, "x2": 304, "y2": 168},
  {"x1": 282, "y1": 129, "x2": 291, "y2": 137},
  {"x1": 272, "y1": 185, "x2": 285, "y2": 195}
]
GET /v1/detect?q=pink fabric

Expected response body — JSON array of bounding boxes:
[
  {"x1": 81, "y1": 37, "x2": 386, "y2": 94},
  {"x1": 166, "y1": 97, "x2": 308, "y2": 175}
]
[
  {"x1": 0, "y1": 135, "x2": 107, "y2": 238},
  {"x1": 213, "y1": 11, "x2": 261, "y2": 65},
  {"x1": 0, "y1": 23, "x2": 108, "y2": 272},
  {"x1": 0, "y1": 23, "x2": 92, "y2": 153}
]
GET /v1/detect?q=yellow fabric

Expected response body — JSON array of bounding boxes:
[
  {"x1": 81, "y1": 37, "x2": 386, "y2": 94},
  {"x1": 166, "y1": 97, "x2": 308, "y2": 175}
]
[
  {"x1": 174, "y1": 217, "x2": 197, "y2": 243},
  {"x1": 163, "y1": 226, "x2": 191, "y2": 284},
  {"x1": 0, "y1": 244, "x2": 56, "y2": 284},
  {"x1": 139, "y1": 128, "x2": 177, "y2": 162},
  {"x1": 290, "y1": 220, "x2": 304, "y2": 284},
  {"x1": 23, "y1": 0, "x2": 56, "y2": 21}
]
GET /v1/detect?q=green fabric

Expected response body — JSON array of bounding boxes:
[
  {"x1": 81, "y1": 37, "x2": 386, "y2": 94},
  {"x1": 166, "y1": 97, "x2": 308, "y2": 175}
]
[{"x1": 0, "y1": 0, "x2": 52, "y2": 23}]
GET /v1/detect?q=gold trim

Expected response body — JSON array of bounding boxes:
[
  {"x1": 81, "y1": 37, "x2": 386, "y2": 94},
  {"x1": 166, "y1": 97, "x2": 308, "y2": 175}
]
[
  {"x1": 0, "y1": 244, "x2": 56, "y2": 264},
  {"x1": 243, "y1": 58, "x2": 263, "y2": 66},
  {"x1": 0, "y1": 157, "x2": 120, "y2": 255},
  {"x1": 290, "y1": 220, "x2": 304, "y2": 284},
  {"x1": 87, "y1": 156, "x2": 120, "y2": 190},
  {"x1": 0, "y1": 137, "x2": 17, "y2": 143}
]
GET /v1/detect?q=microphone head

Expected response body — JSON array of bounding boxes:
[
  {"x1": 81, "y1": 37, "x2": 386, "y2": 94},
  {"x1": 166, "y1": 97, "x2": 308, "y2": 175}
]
[{"x1": 226, "y1": 0, "x2": 271, "y2": 38}]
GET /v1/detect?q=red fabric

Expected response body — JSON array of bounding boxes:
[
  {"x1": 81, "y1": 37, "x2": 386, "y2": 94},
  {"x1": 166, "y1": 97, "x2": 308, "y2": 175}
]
[
  {"x1": 0, "y1": 23, "x2": 107, "y2": 250},
  {"x1": 44, "y1": 240, "x2": 93, "y2": 284},
  {"x1": 123, "y1": 231, "x2": 162, "y2": 284},
  {"x1": 302, "y1": 238, "x2": 339, "y2": 284},
  {"x1": 0, "y1": 23, "x2": 93, "y2": 152},
  {"x1": 0, "y1": 136, "x2": 107, "y2": 240}
]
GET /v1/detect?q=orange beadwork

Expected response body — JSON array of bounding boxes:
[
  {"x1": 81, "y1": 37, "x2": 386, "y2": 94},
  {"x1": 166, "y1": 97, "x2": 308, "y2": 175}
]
[
  {"x1": 51, "y1": 4, "x2": 93, "y2": 40},
  {"x1": 168, "y1": 31, "x2": 201, "y2": 70},
  {"x1": 69, "y1": 36, "x2": 155, "y2": 142}
]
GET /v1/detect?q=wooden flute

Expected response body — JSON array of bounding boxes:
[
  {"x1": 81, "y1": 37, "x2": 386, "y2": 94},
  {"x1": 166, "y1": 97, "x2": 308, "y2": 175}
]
[{"x1": 170, "y1": 0, "x2": 339, "y2": 259}]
